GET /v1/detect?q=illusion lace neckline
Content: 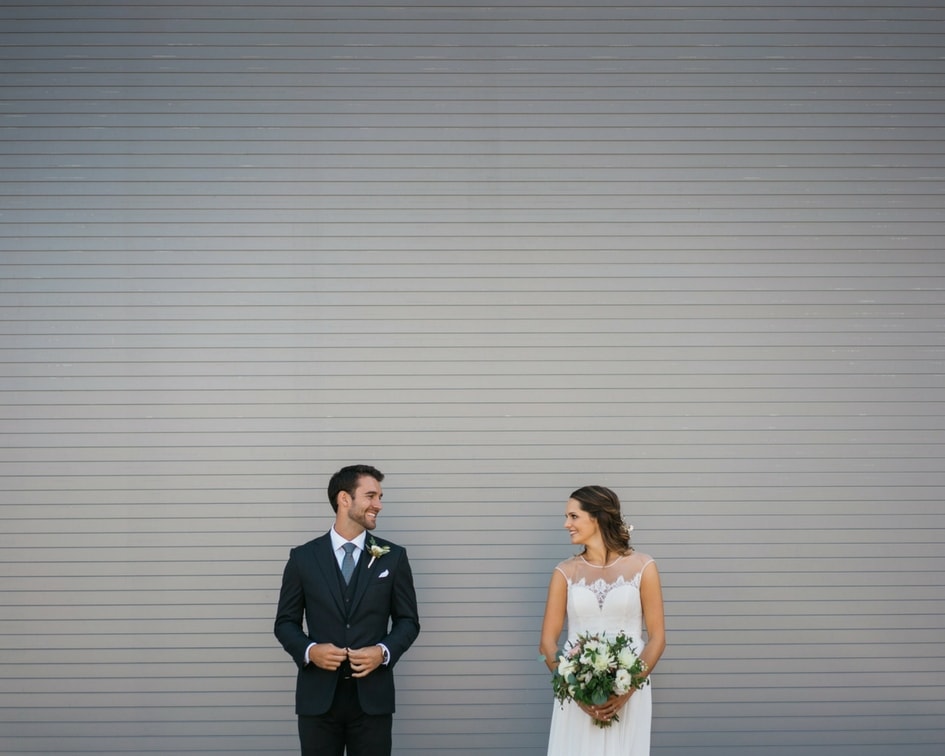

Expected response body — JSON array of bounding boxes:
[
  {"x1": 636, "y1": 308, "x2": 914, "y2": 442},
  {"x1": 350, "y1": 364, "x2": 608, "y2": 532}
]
[{"x1": 579, "y1": 553, "x2": 630, "y2": 569}]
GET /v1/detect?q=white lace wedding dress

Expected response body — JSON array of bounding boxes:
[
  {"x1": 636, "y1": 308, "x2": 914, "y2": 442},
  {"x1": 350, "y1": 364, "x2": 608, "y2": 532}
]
[{"x1": 546, "y1": 553, "x2": 655, "y2": 756}]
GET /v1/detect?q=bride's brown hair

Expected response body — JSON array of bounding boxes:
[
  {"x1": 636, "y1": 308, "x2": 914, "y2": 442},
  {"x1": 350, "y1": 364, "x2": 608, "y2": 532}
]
[{"x1": 571, "y1": 485, "x2": 633, "y2": 557}]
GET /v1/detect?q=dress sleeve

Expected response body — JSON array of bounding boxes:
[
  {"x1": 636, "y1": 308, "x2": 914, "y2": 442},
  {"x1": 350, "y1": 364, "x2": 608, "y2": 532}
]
[{"x1": 554, "y1": 556, "x2": 577, "y2": 584}]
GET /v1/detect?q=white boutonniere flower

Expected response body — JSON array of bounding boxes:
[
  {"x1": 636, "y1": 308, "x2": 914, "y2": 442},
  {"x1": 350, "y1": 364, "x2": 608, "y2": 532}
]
[{"x1": 367, "y1": 537, "x2": 390, "y2": 569}]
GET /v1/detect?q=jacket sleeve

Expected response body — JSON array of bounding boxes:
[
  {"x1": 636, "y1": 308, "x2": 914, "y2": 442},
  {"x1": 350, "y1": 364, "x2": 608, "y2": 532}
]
[
  {"x1": 381, "y1": 547, "x2": 420, "y2": 666},
  {"x1": 273, "y1": 548, "x2": 312, "y2": 668}
]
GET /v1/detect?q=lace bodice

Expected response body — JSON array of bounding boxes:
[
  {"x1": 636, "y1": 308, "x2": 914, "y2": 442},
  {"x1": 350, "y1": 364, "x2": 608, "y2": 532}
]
[{"x1": 555, "y1": 552, "x2": 654, "y2": 653}]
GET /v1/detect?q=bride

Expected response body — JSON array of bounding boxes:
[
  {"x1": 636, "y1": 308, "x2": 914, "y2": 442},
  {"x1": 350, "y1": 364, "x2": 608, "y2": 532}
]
[{"x1": 539, "y1": 486, "x2": 666, "y2": 756}]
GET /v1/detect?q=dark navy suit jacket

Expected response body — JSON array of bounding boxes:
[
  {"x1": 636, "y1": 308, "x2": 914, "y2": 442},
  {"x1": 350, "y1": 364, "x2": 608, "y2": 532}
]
[{"x1": 274, "y1": 531, "x2": 420, "y2": 716}]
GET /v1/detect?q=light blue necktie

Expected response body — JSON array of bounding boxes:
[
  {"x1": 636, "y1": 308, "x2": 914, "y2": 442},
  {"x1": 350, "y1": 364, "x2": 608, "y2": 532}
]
[{"x1": 341, "y1": 542, "x2": 356, "y2": 584}]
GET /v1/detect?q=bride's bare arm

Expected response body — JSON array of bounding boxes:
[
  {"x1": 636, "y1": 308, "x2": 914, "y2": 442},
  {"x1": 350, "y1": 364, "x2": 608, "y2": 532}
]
[
  {"x1": 539, "y1": 570, "x2": 568, "y2": 671},
  {"x1": 638, "y1": 561, "x2": 666, "y2": 677}
]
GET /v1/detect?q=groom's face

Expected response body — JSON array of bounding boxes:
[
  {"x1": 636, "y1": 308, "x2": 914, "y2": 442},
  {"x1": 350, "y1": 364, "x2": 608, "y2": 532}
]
[{"x1": 343, "y1": 475, "x2": 384, "y2": 532}]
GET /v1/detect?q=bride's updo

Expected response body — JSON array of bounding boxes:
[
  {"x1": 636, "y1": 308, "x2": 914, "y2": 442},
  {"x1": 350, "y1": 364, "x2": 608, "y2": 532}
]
[{"x1": 570, "y1": 485, "x2": 633, "y2": 556}]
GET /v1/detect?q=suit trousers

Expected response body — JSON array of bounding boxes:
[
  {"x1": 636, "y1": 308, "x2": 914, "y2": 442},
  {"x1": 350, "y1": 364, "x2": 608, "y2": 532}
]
[{"x1": 297, "y1": 675, "x2": 393, "y2": 756}]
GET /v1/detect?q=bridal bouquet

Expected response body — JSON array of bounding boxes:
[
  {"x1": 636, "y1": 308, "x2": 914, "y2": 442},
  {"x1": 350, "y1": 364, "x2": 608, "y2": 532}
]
[{"x1": 551, "y1": 631, "x2": 649, "y2": 728}]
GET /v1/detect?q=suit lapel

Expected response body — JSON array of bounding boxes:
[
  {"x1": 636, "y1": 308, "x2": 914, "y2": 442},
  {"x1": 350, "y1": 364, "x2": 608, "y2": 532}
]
[{"x1": 313, "y1": 533, "x2": 346, "y2": 616}]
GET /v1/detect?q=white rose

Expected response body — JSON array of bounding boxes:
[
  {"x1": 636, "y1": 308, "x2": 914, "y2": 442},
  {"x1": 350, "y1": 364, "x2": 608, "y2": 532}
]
[{"x1": 614, "y1": 668, "x2": 633, "y2": 695}]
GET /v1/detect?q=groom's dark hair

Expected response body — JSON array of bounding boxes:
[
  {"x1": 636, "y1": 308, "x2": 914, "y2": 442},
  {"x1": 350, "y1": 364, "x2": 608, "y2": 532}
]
[{"x1": 328, "y1": 464, "x2": 385, "y2": 512}]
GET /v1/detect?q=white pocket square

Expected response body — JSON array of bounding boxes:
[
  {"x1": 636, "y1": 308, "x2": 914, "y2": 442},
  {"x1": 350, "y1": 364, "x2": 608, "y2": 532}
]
[{"x1": 378, "y1": 569, "x2": 390, "y2": 578}]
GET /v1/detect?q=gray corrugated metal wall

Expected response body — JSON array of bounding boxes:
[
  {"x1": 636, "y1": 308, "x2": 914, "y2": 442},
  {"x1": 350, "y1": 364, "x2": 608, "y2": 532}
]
[{"x1": 1, "y1": 1, "x2": 943, "y2": 754}]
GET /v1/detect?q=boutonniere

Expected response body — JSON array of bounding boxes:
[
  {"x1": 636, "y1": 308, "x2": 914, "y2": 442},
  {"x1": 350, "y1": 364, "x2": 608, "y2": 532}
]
[{"x1": 367, "y1": 537, "x2": 390, "y2": 569}]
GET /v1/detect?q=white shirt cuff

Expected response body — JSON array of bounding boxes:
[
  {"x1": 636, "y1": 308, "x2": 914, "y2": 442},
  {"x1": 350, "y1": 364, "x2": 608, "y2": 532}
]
[{"x1": 303, "y1": 642, "x2": 316, "y2": 665}]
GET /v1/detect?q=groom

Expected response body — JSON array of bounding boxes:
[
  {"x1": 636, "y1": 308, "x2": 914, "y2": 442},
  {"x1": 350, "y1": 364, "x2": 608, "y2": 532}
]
[{"x1": 275, "y1": 464, "x2": 420, "y2": 756}]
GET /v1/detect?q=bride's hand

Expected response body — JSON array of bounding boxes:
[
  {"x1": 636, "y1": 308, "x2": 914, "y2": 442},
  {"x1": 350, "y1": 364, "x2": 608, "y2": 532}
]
[{"x1": 584, "y1": 691, "x2": 633, "y2": 723}]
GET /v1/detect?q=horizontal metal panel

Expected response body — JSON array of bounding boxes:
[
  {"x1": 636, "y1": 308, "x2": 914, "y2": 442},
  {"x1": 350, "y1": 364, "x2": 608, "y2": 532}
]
[{"x1": 2, "y1": 138, "x2": 943, "y2": 158}]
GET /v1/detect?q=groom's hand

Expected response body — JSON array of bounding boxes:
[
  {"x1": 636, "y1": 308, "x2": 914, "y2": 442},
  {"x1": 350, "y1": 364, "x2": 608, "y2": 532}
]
[
  {"x1": 308, "y1": 643, "x2": 348, "y2": 671},
  {"x1": 347, "y1": 645, "x2": 384, "y2": 678}
]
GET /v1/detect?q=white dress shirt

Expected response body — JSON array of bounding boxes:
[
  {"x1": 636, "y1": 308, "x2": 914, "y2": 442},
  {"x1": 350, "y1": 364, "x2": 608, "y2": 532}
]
[{"x1": 330, "y1": 527, "x2": 366, "y2": 570}]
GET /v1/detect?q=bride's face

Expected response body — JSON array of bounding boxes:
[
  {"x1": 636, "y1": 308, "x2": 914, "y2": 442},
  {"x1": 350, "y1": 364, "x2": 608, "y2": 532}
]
[{"x1": 564, "y1": 498, "x2": 599, "y2": 545}]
